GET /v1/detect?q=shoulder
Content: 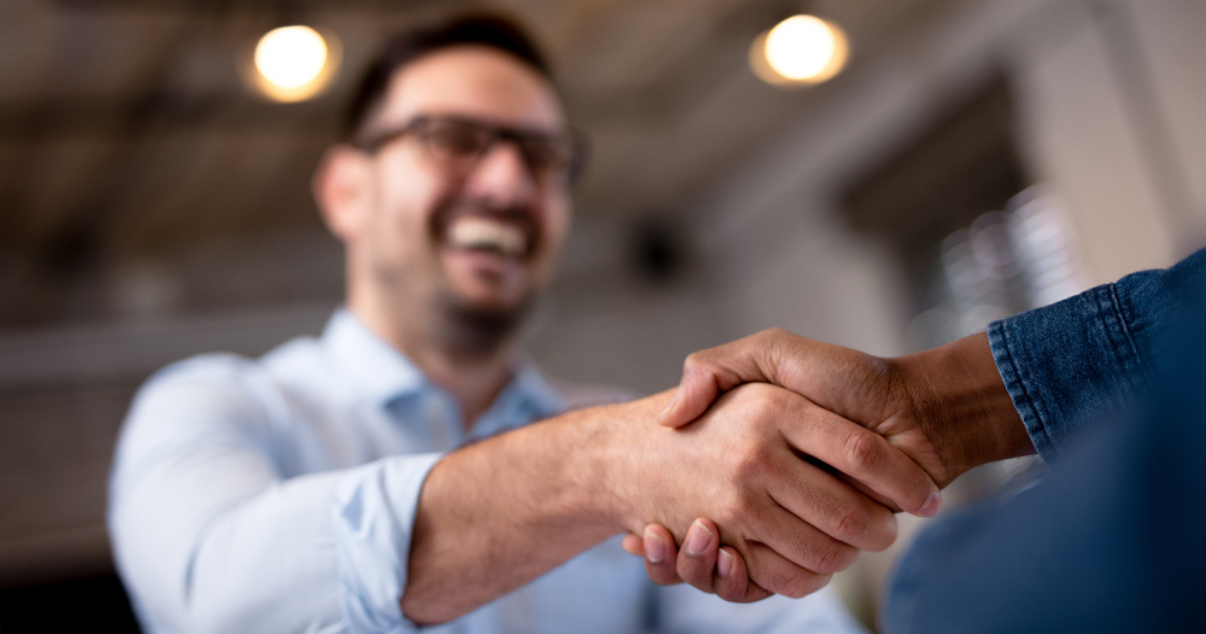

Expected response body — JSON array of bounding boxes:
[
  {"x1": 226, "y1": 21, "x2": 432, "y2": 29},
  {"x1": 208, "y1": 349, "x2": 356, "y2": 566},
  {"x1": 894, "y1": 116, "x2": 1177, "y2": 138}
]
[
  {"x1": 130, "y1": 334, "x2": 327, "y2": 428},
  {"x1": 125, "y1": 353, "x2": 278, "y2": 444}
]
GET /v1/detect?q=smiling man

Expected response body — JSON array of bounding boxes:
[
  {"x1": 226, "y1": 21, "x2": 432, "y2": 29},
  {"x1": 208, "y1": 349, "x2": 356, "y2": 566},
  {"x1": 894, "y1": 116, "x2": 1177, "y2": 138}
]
[{"x1": 107, "y1": 14, "x2": 939, "y2": 634}]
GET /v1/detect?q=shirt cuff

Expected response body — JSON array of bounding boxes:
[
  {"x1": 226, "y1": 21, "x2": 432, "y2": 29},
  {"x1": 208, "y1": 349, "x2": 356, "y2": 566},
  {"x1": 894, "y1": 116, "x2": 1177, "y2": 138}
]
[{"x1": 332, "y1": 452, "x2": 445, "y2": 634}]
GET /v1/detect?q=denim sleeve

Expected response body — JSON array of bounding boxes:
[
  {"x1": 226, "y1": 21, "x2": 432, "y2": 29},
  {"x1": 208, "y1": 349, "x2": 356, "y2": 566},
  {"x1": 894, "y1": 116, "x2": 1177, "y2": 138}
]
[
  {"x1": 882, "y1": 252, "x2": 1206, "y2": 634},
  {"x1": 986, "y1": 247, "x2": 1206, "y2": 462}
]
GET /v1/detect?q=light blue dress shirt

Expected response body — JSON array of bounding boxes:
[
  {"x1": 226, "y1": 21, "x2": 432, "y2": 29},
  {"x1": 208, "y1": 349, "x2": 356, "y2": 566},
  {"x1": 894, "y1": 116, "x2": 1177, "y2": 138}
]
[{"x1": 109, "y1": 309, "x2": 866, "y2": 634}]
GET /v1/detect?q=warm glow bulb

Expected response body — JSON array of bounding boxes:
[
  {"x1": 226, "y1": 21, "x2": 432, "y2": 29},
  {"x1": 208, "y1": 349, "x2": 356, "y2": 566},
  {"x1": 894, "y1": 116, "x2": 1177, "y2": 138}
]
[
  {"x1": 756, "y1": 15, "x2": 848, "y2": 86},
  {"x1": 255, "y1": 26, "x2": 328, "y2": 91}
]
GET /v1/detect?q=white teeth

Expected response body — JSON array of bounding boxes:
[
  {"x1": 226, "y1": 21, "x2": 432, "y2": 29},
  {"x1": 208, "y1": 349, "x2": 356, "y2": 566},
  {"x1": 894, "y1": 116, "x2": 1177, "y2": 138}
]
[{"x1": 447, "y1": 217, "x2": 528, "y2": 257}]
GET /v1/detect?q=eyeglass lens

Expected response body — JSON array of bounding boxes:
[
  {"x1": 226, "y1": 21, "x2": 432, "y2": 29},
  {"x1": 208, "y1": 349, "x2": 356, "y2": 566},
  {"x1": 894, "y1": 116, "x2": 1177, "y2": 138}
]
[{"x1": 416, "y1": 119, "x2": 576, "y2": 180}]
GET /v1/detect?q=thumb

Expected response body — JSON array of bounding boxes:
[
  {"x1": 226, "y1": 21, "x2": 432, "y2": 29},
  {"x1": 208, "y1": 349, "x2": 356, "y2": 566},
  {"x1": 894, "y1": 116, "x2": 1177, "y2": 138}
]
[
  {"x1": 659, "y1": 337, "x2": 777, "y2": 427},
  {"x1": 658, "y1": 366, "x2": 720, "y2": 428}
]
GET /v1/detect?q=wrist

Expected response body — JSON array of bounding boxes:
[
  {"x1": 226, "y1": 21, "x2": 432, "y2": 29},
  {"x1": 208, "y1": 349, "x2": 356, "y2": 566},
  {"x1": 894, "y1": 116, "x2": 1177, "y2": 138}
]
[
  {"x1": 583, "y1": 390, "x2": 677, "y2": 535},
  {"x1": 518, "y1": 406, "x2": 629, "y2": 536},
  {"x1": 893, "y1": 332, "x2": 1033, "y2": 486}
]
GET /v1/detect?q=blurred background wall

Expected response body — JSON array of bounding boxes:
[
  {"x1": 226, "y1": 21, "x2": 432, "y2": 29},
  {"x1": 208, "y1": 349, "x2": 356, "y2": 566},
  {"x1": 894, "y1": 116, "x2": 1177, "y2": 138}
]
[{"x1": 1, "y1": 0, "x2": 1203, "y2": 630}]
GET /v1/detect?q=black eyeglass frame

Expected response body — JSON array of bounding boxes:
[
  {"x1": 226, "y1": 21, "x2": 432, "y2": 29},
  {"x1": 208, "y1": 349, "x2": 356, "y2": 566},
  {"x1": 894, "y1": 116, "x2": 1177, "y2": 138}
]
[{"x1": 351, "y1": 114, "x2": 590, "y2": 185}]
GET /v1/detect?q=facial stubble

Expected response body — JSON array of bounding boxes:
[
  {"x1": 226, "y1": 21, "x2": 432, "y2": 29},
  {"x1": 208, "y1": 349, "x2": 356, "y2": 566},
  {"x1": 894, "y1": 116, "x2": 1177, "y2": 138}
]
[{"x1": 427, "y1": 199, "x2": 544, "y2": 361}]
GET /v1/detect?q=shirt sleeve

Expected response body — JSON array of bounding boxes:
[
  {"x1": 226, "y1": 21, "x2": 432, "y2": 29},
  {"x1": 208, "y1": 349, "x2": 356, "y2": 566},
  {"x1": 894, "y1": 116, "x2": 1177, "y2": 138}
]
[
  {"x1": 986, "y1": 247, "x2": 1206, "y2": 462},
  {"x1": 107, "y1": 356, "x2": 442, "y2": 634}
]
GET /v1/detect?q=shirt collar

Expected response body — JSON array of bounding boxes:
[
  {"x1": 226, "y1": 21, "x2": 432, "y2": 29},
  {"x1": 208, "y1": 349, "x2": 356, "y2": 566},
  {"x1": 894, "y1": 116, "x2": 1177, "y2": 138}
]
[
  {"x1": 498, "y1": 355, "x2": 568, "y2": 418},
  {"x1": 322, "y1": 308, "x2": 428, "y2": 405},
  {"x1": 321, "y1": 309, "x2": 567, "y2": 420}
]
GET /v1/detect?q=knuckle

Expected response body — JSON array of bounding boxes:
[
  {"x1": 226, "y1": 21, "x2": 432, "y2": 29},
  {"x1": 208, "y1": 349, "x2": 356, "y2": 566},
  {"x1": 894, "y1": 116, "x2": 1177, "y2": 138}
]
[
  {"x1": 727, "y1": 436, "x2": 769, "y2": 477},
  {"x1": 771, "y1": 569, "x2": 814, "y2": 599},
  {"x1": 814, "y1": 542, "x2": 858, "y2": 575},
  {"x1": 831, "y1": 504, "x2": 870, "y2": 542},
  {"x1": 732, "y1": 383, "x2": 779, "y2": 418},
  {"x1": 842, "y1": 430, "x2": 885, "y2": 474},
  {"x1": 723, "y1": 446, "x2": 750, "y2": 477},
  {"x1": 759, "y1": 327, "x2": 788, "y2": 341},
  {"x1": 682, "y1": 351, "x2": 705, "y2": 372}
]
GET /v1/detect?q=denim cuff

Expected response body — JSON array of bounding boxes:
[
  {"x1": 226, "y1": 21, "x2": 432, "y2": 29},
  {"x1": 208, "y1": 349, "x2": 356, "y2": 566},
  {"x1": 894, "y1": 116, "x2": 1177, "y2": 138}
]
[
  {"x1": 986, "y1": 247, "x2": 1206, "y2": 462},
  {"x1": 987, "y1": 283, "x2": 1147, "y2": 463}
]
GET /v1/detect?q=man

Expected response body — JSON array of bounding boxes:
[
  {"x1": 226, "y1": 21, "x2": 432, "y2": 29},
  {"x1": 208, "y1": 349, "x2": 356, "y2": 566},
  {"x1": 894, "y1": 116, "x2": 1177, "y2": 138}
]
[
  {"x1": 630, "y1": 248, "x2": 1206, "y2": 632},
  {"x1": 108, "y1": 15, "x2": 940, "y2": 633}
]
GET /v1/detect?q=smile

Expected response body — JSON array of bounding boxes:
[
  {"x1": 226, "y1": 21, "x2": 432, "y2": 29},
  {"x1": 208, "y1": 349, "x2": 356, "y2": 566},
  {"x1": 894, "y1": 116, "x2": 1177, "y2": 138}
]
[{"x1": 446, "y1": 216, "x2": 530, "y2": 258}]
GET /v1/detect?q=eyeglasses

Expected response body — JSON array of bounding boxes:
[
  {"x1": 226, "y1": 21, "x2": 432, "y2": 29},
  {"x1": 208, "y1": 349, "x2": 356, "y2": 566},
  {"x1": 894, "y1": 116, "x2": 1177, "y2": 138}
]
[{"x1": 353, "y1": 115, "x2": 589, "y2": 185}]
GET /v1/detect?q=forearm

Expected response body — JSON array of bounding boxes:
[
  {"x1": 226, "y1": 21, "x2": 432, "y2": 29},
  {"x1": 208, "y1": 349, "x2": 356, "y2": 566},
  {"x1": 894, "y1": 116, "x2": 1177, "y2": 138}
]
[{"x1": 401, "y1": 392, "x2": 669, "y2": 624}]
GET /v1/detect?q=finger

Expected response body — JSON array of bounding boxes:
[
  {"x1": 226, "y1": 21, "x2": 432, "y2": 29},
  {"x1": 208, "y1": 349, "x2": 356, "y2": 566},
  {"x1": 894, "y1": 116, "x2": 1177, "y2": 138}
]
[
  {"x1": 677, "y1": 519, "x2": 720, "y2": 594},
  {"x1": 765, "y1": 450, "x2": 900, "y2": 552},
  {"x1": 621, "y1": 533, "x2": 644, "y2": 557},
  {"x1": 715, "y1": 546, "x2": 771, "y2": 603},
  {"x1": 749, "y1": 503, "x2": 862, "y2": 574},
  {"x1": 642, "y1": 525, "x2": 682, "y2": 586},
  {"x1": 740, "y1": 540, "x2": 832, "y2": 599},
  {"x1": 777, "y1": 397, "x2": 940, "y2": 519}
]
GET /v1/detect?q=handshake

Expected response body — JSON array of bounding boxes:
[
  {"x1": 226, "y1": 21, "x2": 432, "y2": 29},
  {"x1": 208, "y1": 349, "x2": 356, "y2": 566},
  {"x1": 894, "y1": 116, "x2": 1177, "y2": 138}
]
[
  {"x1": 610, "y1": 327, "x2": 1031, "y2": 603},
  {"x1": 405, "y1": 325, "x2": 1034, "y2": 624}
]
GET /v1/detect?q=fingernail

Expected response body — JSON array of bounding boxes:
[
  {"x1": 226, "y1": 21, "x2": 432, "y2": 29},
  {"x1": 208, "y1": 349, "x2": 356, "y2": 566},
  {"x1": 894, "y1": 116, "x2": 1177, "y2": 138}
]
[
  {"x1": 659, "y1": 389, "x2": 681, "y2": 419},
  {"x1": 644, "y1": 528, "x2": 666, "y2": 564},
  {"x1": 718, "y1": 549, "x2": 734, "y2": 577},
  {"x1": 917, "y1": 491, "x2": 943, "y2": 518},
  {"x1": 684, "y1": 519, "x2": 713, "y2": 557}
]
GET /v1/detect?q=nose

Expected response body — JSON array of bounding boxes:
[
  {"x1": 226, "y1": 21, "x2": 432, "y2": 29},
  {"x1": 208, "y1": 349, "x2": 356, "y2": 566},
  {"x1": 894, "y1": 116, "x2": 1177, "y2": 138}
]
[{"x1": 463, "y1": 139, "x2": 537, "y2": 208}]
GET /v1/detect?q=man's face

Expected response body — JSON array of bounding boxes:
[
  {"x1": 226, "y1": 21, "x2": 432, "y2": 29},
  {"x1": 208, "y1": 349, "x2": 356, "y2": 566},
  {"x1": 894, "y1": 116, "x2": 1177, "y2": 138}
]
[{"x1": 350, "y1": 46, "x2": 572, "y2": 325}]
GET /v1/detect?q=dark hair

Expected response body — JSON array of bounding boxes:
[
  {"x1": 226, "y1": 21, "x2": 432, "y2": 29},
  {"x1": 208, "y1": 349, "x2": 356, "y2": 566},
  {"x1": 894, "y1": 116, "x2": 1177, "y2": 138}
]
[{"x1": 343, "y1": 13, "x2": 553, "y2": 141}]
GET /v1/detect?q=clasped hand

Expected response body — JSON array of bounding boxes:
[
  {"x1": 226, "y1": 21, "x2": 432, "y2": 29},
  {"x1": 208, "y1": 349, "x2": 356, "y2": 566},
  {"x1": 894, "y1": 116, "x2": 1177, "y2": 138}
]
[{"x1": 621, "y1": 328, "x2": 961, "y2": 602}]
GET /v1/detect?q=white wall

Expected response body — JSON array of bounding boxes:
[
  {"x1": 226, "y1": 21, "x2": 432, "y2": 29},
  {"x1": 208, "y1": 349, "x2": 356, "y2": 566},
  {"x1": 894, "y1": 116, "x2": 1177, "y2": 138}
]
[
  {"x1": 530, "y1": 0, "x2": 1206, "y2": 392},
  {"x1": 1012, "y1": 0, "x2": 1206, "y2": 285}
]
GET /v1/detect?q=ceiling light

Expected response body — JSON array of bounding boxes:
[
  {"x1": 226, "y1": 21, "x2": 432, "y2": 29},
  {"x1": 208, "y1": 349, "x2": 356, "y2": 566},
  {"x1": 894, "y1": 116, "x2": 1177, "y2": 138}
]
[
  {"x1": 751, "y1": 15, "x2": 849, "y2": 87},
  {"x1": 249, "y1": 25, "x2": 340, "y2": 102}
]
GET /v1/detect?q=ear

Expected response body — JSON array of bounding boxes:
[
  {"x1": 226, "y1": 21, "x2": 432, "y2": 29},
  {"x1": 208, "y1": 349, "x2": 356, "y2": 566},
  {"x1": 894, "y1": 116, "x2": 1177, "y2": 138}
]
[{"x1": 313, "y1": 145, "x2": 372, "y2": 242}]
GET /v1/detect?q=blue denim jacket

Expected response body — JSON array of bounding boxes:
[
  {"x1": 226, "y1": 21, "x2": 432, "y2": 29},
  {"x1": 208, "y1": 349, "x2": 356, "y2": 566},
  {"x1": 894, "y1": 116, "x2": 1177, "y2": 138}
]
[{"x1": 884, "y1": 247, "x2": 1206, "y2": 633}]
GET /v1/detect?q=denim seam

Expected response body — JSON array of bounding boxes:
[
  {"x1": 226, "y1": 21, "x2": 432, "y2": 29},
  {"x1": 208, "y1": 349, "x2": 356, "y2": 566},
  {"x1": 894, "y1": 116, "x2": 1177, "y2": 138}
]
[
  {"x1": 1010, "y1": 325, "x2": 1054, "y2": 455},
  {"x1": 1107, "y1": 282, "x2": 1148, "y2": 391},
  {"x1": 991, "y1": 321, "x2": 1053, "y2": 457}
]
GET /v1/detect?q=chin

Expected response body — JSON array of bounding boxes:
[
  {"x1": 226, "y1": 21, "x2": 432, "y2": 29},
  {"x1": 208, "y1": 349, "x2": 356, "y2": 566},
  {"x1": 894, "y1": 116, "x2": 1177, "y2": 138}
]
[
  {"x1": 437, "y1": 289, "x2": 534, "y2": 355},
  {"x1": 449, "y1": 285, "x2": 519, "y2": 311},
  {"x1": 447, "y1": 271, "x2": 535, "y2": 308}
]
